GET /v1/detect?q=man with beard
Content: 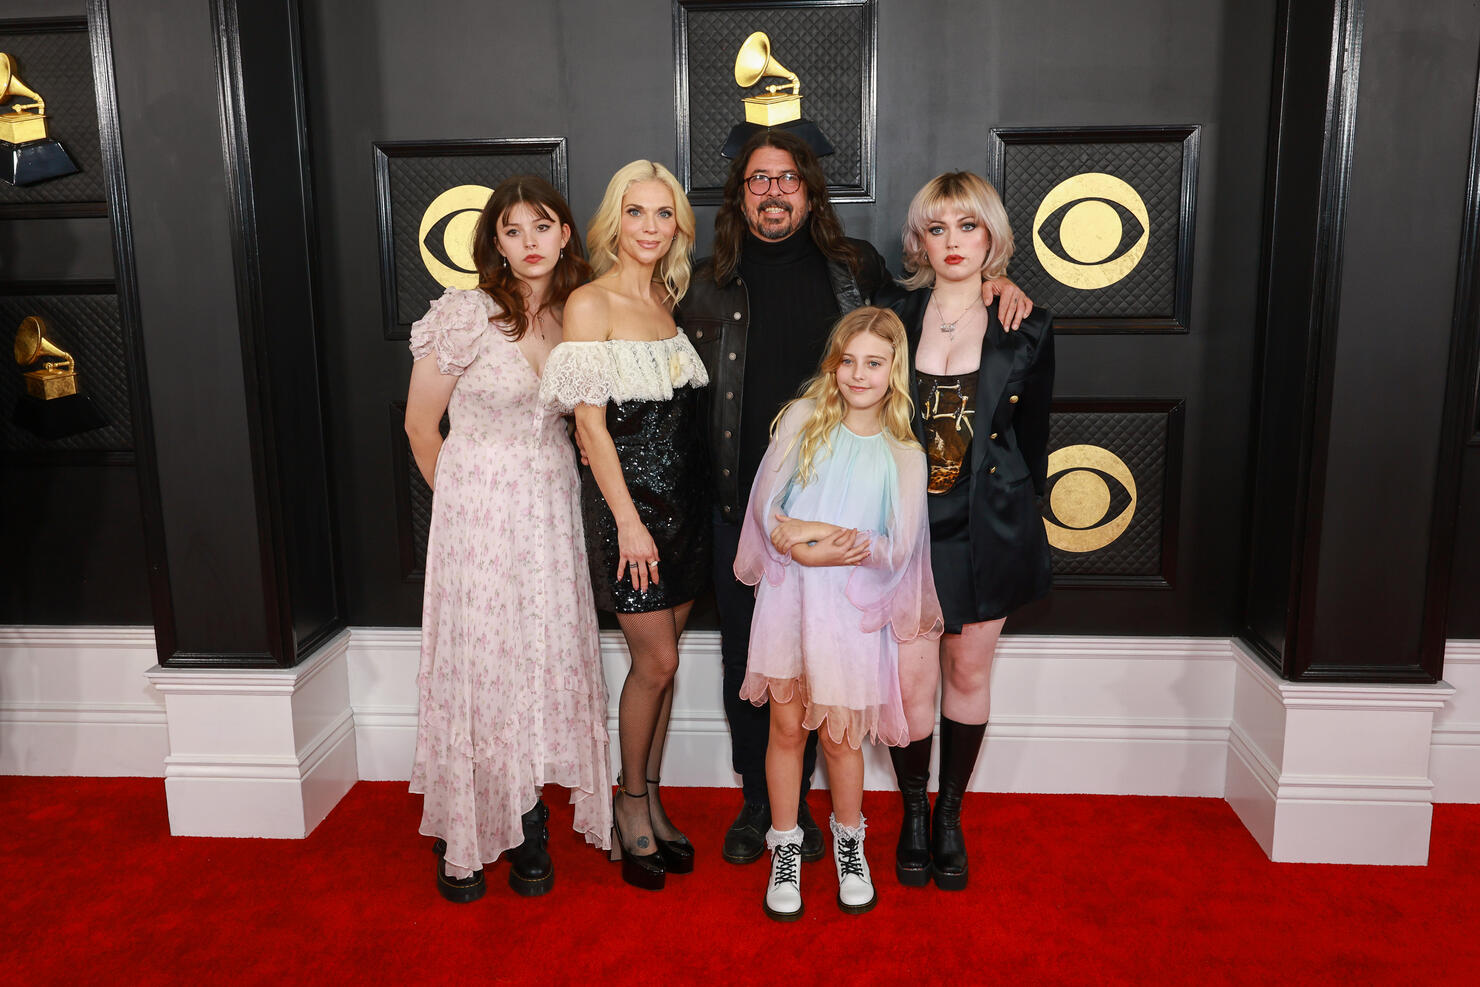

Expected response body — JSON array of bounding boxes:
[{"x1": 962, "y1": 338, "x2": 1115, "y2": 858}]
[{"x1": 681, "y1": 129, "x2": 1031, "y2": 867}]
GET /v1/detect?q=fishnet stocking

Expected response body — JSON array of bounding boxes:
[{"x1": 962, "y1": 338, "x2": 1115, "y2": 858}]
[{"x1": 612, "y1": 602, "x2": 692, "y2": 853}]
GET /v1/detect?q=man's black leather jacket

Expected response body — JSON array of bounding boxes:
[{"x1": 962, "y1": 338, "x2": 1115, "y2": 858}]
[{"x1": 677, "y1": 238, "x2": 893, "y2": 522}]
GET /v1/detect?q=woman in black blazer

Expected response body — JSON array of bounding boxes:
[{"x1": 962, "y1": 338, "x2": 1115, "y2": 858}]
[{"x1": 885, "y1": 171, "x2": 1054, "y2": 891}]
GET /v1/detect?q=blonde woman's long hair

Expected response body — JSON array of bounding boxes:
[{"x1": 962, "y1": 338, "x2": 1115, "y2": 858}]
[
  {"x1": 899, "y1": 171, "x2": 1014, "y2": 290},
  {"x1": 773, "y1": 306, "x2": 920, "y2": 486},
  {"x1": 585, "y1": 159, "x2": 696, "y2": 305}
]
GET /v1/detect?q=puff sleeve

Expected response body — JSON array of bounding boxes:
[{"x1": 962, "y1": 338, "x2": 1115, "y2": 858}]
[{"x1": 408, "y1": 288, "x2": 494, "y2": 376}]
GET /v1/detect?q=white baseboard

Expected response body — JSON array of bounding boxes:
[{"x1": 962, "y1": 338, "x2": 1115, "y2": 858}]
[
  {"x1": 0, "y1": 626, "x2": 164, "y2": 776},
  {"x1": 1432, "y1": 641, "x2": 1480, "y2": 803},
  {"x1": 145, "y1": 631, "x2": 358, "y2": 838},
  {"x1": 348, "y1": 629, "x2": 1236, "y2": 796},
  {"x1": 4, "y1": 625, "x2": 1475, "y2": 860},
  {"x1": 1225, "y1": 642, "x2": 1453, "y2": 864}
]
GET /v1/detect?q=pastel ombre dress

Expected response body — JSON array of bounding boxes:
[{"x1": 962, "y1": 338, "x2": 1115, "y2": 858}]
[
  {"x1": 408, "y1": 287, "x2": 612, "y2": 879},
  {"x1": 735, "y1": 399, "x2": 943, "y2": 748}
]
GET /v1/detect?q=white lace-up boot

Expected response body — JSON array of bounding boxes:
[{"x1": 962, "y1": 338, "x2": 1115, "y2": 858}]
[
  {"x1": 763, "y1": 826, "x2": 804, "y2": 922},
  {"x1": 831, "y1": 813, "x2": 877, "y2": 914}
]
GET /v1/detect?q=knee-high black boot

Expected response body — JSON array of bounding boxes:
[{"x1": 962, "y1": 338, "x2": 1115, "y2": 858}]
[
  {"x1": 888, "y1": 736, "x2": 934, "y2": 886},
  {"x1": 507, "y1": 798, "x2": 554, "y2": 897},
  {"x1": 932, "y1": 717, "x2": 986, "y2": 891}
]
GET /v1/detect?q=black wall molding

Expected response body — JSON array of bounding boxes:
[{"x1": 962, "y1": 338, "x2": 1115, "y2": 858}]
[
  {"x1": 1240, "y1": 0, "x2": 1367, "y2": 680},
  {"x1": 86, "y1": 0, "x2": 176, "y2": 657},
  {"x1": 1423, "y1": 43, "x2": 1480, "y2": 669},
  {"x1": 211, "y1": 0, "x2": 290, "y2": 666}
]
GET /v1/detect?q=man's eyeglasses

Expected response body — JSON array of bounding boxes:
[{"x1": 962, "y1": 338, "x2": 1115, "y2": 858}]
[{"x1": 745, "y1": 172, "x2": 801, "y2": 195}]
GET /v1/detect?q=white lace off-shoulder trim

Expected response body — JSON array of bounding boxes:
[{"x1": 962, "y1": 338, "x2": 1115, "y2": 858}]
[{"x1": 540, "y1": 331, "x2": 709, "y2": 409}]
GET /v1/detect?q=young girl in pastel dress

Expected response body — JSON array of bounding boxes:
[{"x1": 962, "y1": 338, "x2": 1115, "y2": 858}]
[{"x1": 734, "y1": 306, "x2": 943, "y2": 921}]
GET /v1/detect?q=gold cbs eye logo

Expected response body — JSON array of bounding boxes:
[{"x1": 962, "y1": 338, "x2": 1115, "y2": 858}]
[
  {"x1": 1032, "y1": 173, "x2": 1150, "y2": 290},
  {"x1": 418, "y1": 184, "x2": 493, "y2": 289},
  {"x1": 1041, "y1": 444, "x2": 1137, "y2": 552}
]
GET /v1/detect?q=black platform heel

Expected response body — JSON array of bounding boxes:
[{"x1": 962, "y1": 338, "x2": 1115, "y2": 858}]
[
  {"x1": 610, "y1": 785, "x2": 666, "y2": 891},
  {"x1": 647, "y1": 776, "x2": 695, "y2": 874},
  {"x1": 507, "y1": 799, "x2": 554, "y2": 897},
  {"x1": 431, "y1": 838, "x2": 486, "y2": 903}
]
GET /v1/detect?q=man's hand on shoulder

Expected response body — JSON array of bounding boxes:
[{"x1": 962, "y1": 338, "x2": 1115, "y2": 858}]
[{"x1": 982, "y1": 276, "x2": 1033, "y2": 332}]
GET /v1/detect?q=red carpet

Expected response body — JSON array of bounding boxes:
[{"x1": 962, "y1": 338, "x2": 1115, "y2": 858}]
[{"x1": 2, "y1": 778, "x2": 1476, "y2": 984}]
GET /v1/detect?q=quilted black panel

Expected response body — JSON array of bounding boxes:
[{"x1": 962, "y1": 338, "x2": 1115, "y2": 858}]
[
  {"x1": 680, "y1": 2, "x2": 869, "y2": 194},
  {"x1": 1043, "y1": 408, "x2": 1167, "y2": 579},
  {"x1": 387, "y1": 151, "x2": 560, "y2": 331},
  {"x1": 0, "y1": 291, "x2": 131, "y2": 453},
  {"x1": 0, "y1": 25, "x2": 106, "y2": 206},
  {"x1": 1001, "y1": 140, "x2": 1183, "y2": 320}
]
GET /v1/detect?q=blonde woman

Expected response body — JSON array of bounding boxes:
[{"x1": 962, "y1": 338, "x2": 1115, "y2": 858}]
[
  {"x1": 733, "y1": 306, "x2": 943, "y2": 921},
  {"x1": 539, "y1": 160, "x2": 709, "y2": 891},
  {"x1": 887, "y1": 171, "x2": 1054, "y2": 891}
]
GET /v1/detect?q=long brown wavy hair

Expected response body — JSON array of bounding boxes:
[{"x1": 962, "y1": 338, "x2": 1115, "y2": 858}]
[
  {"x1": 712, "y1": 129, "x2": 859, "y2": 283},
  {"x1": 471, "y1": 175, "x2": 590, "y2": 340}
]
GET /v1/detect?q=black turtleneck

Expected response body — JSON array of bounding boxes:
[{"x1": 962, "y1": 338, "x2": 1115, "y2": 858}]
[{"x1": 737, "y1": 219, "x2": 841, "y2": 496}]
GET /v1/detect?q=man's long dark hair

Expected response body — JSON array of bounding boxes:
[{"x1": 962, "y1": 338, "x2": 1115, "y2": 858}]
[
  {"x1": 471, "y1": 175, "x2": 590, "y2": 340},
  {"x1": 712, "y1": 129, "x2": 858, "y2": 283}
]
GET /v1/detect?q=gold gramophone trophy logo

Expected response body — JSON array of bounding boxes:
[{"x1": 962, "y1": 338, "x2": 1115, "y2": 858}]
[
  {"x1": 0, "y1": 52, "x2": 80, "y2": 187},
  {"x1": 735, "y1": 32, "x2": 802, "y2": 126},
  {"x1": 12, "y1": 314, "x2": 107, "y2": 439},
  {"x1": 721, "y1": 31, "x2": 833, "y2": 159},
  {"x1": 14, "y1": 315, "x2": 79, "y2": 400}
]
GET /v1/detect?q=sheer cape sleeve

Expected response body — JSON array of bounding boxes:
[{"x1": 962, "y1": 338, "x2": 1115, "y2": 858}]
[
  {"x1": 407, "y1": 287, "x2": 496, "y2": 376},
  {"x1": 734, "y1": 402, "x2": 943, "y2": 644},
  {"x1": 846, "y1": 439, "x2": 944, "y2": 643},
  {"x1": 733, "y1": 399, "x2": 811, "y2": 589}
]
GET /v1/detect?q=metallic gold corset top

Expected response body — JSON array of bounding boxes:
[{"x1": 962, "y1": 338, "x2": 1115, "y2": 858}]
[{"x1": 917, "y1": 370, "x2": 977, "y2": 494}]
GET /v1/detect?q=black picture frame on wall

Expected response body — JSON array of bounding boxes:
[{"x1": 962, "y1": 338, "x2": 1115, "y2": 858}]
[
  {"x1": 1043, "y1": 398, "x2": 1185, "y2": 590},
  {"x1": 372, "y1": 137, "x2": 568, "y2": 340},
  {"x1": 988, "y1": 126, "x2": 1200, "y2": 334},
  {"x1": 674, "y1": 0, "x2": 877, "y2": 204},
  {"x1": 0, "y1": 16, "x2": 107, "y2": 219}
]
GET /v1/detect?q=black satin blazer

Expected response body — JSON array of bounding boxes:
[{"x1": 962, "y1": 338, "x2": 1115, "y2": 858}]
[{"x1": 893, "y1": 289, "x2": 1056, "y2": 621}]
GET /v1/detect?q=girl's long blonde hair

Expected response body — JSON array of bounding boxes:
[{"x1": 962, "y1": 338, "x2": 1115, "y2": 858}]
[
  {"x1": 773, "y1": 306, "x2": 920, "y2": 485},
  {"x1": 585, "y1": 159, "x2": 696, "y2": 305}
]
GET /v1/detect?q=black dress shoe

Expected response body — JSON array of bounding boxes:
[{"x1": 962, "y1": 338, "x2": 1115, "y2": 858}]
[
  {"x1": 432, "y1": 839, "x2": 486, "y2": 903},
  {"x1": 797, "y1": 799, "x2": 824, "y2": 863},
  {"x1": 508, "y1": 799, "x2": 554, "y2": 897},
  {"x1": 722, "y1": 800, "x2": 770, "y2": 864}
]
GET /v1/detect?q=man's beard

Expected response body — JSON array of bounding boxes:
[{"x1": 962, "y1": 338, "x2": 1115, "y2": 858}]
[{"x1": 748, "y1": 202, "x2": 804, "y2": 241}]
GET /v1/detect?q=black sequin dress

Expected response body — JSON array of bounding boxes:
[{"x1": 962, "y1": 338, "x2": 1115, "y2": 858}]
[{"x1": 540, "y1": 332, "x2": 713, "y2": 613}]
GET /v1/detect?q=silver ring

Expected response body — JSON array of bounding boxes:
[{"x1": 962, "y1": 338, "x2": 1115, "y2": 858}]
[{"x1": 647, "y1": 560, "x2": 659, "y2": 568}]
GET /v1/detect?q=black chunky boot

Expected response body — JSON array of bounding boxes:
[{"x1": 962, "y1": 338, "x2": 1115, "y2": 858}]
[
  {"x1": 931, "y1": 717, "x2": 986, "y2": 891},
  {"x1": 888, "y1": 736, "x2": 934, "y2": 886},
  {"x1": 507, "y1": 798, "x2": 554, "y2": 897}
]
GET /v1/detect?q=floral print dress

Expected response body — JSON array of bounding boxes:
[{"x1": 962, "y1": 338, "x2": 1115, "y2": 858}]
[{"x1": 408, "y1": 287, "x2": 611, "y2": 877}]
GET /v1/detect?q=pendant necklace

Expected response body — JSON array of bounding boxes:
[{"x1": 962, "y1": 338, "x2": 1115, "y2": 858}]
[{"x1": 934, "y1": 296, "x2": 981, "y2": 337}]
